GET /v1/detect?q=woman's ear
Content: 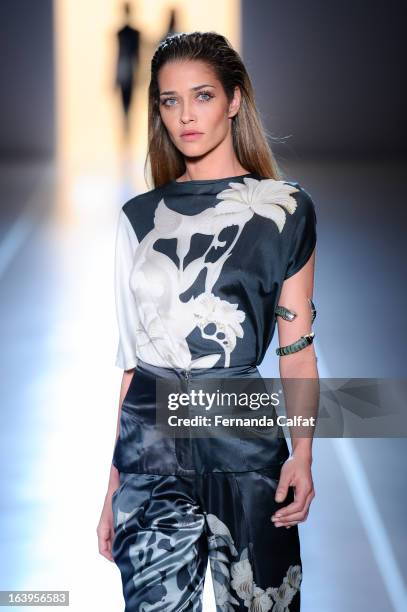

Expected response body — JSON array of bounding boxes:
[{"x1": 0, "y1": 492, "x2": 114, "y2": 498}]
[{"x1": 228, "y1": 85, "x2": 241, "y2": 119}]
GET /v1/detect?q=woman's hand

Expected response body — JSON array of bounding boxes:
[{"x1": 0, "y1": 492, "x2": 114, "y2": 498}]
[
  {"x1": 96, "y1": 488, "x2": 118, "y2": 561},
  {"x1": 271, "y1": 452, "x2": 315, "y2": 528}
]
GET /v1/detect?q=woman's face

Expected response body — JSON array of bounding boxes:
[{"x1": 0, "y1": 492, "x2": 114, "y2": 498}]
[{"x1": 157, "y1": 59, "x2": 240, "y2": 157}]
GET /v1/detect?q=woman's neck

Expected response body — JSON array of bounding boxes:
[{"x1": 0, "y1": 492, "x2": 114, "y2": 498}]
[{"x1": 176, "y1": 163, "x2": 250, "y2": 183}]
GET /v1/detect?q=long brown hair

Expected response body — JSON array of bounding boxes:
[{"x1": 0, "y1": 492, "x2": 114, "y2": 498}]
[{"x1": 146, "y1": 31, "x2": 283, "y2": 189}]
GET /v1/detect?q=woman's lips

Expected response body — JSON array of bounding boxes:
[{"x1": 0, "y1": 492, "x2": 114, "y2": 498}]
[{"x1": 180, "y1": 132, "x2": 203, "y2": 141}]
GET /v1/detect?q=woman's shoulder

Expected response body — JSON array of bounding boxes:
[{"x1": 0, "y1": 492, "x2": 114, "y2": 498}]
[
  {"x1": 254, "y1": 175, "x2": 316, "y2": 217},
  {"x1": 121, "y1": 183, "x2": 168, "y2": 215},
  {"x1": 277, "y1": 179, "x2": 317, "y2": 252},
  {"x1": 284, "y1": 178, "x2": 314, "y2": 197},
  {"x1": 279, "y1": 178, "x2": 317, "y2": 221}
]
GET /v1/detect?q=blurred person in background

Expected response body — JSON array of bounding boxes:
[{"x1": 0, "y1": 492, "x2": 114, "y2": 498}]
[
  {"x1": 114, "y1": 1, "x2": 140, "y2": 135},
  {"x1": 161, "y1": 7, "x2": 180, "y2": 41}
]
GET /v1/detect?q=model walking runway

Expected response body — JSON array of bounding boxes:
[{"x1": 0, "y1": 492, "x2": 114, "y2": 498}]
[{"x1": 97, "y1": 29, "x2": 318, "y2": 612}]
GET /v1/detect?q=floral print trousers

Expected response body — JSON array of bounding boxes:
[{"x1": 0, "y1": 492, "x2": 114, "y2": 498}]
[{"x1": 111, "y1": 359, "x2": 303, "y2": 611}]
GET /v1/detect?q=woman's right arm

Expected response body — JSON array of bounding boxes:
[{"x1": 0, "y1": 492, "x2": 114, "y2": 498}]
[
  {"x1": 97, "y1": 367, "x2": 135, "y2": 562},
  {"x1": 98, "y1": 206, "x2": 139, "y2": 560},
  {"x1": 106, "y1": 368, "x2": 136, "y2": 495}
]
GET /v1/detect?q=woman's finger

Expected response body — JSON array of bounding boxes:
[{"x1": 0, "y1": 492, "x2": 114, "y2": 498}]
[{"x1": 272, "y1": 490, "x2": 314, "y2": 524}]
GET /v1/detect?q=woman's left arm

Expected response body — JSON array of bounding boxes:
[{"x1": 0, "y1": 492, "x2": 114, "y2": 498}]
[{"x1": 271, "y1": 247, "x2": 318, "y2": 528}]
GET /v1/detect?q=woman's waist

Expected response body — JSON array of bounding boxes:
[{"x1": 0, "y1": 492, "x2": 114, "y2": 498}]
[{"x1": 135, "y1": 357, "x2": 261, "y2": 380}]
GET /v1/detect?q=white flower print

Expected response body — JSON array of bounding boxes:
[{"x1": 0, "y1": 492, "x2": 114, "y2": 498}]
[
  {"x1": 250, "y1": 585, "x2": 275, "y2": 612},
  {"x1": 126, "y1": 177, "x2": 300, "y2": 369},
  {"x1": 286, "y1": 565, "x2": 302, "y2": 591},
  {"x1": 230, "y1": 549, "x2": 254, "y2": 601},
  {"x1": 206, "y1": 512, "x2": 239, "y2": 557},
  {"x1": 205, "y1": 511, "x2": 302, "y2": 611},
  {"x1": 216, "y1": 177, "x2": 299, "y2": 233},
  {"x1": 192, "y1": 292, "x2": 245, "y2": 367},
  {"x1": 268, "y1": 578, "x2": 298, "y2": 612}
]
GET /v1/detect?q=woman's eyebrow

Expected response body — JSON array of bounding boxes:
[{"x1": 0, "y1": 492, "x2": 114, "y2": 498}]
[{"x1": 159, "y1": 84, "x2": 216, "y2": 95}]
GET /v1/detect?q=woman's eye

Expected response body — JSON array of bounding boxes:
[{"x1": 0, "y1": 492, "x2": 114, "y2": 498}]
[
  {"x1": 161, "y1": 98, "x2": 177, "y2": 107},
  {"x1": 198, "y1": 92, "x2": 213, "y2": 101}
]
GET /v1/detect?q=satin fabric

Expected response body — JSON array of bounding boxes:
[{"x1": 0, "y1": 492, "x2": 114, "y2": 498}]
[
  {"x1": 112, "y1": 358, "x2": 290, "y2": 475},
  {"x1": 114, "y1": 174, "x2": 317, "y2": 371},
  {"x1": 111, "y1": 360, "x2": 302, "y2": 611},
  {"x1": 111, "y1": 469, "x2": 302, "y2": 611}
]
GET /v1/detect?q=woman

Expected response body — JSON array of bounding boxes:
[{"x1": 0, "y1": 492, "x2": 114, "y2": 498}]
[{"x1": 97, "y1": 31, "x2": 318, "y2": 611}]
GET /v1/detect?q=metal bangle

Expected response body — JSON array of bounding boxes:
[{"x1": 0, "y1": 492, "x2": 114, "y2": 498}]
[
  {"x1": 275, "y1": 305, "x2": 297, "y2": 321},
  {"x1": 275, "y1": 298, "x2": 317, "y2": 324},
  {"x1": 309, "y1": 298, "x2": 317, "y2": 323},
  {"x1": 276, "y1": 332, "x2": 315, "y2": 356}
]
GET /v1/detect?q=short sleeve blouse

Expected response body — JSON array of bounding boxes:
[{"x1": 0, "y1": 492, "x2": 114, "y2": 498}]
[{"x1": 113, "y1": 172, "x2": 317, "y2": 371}]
